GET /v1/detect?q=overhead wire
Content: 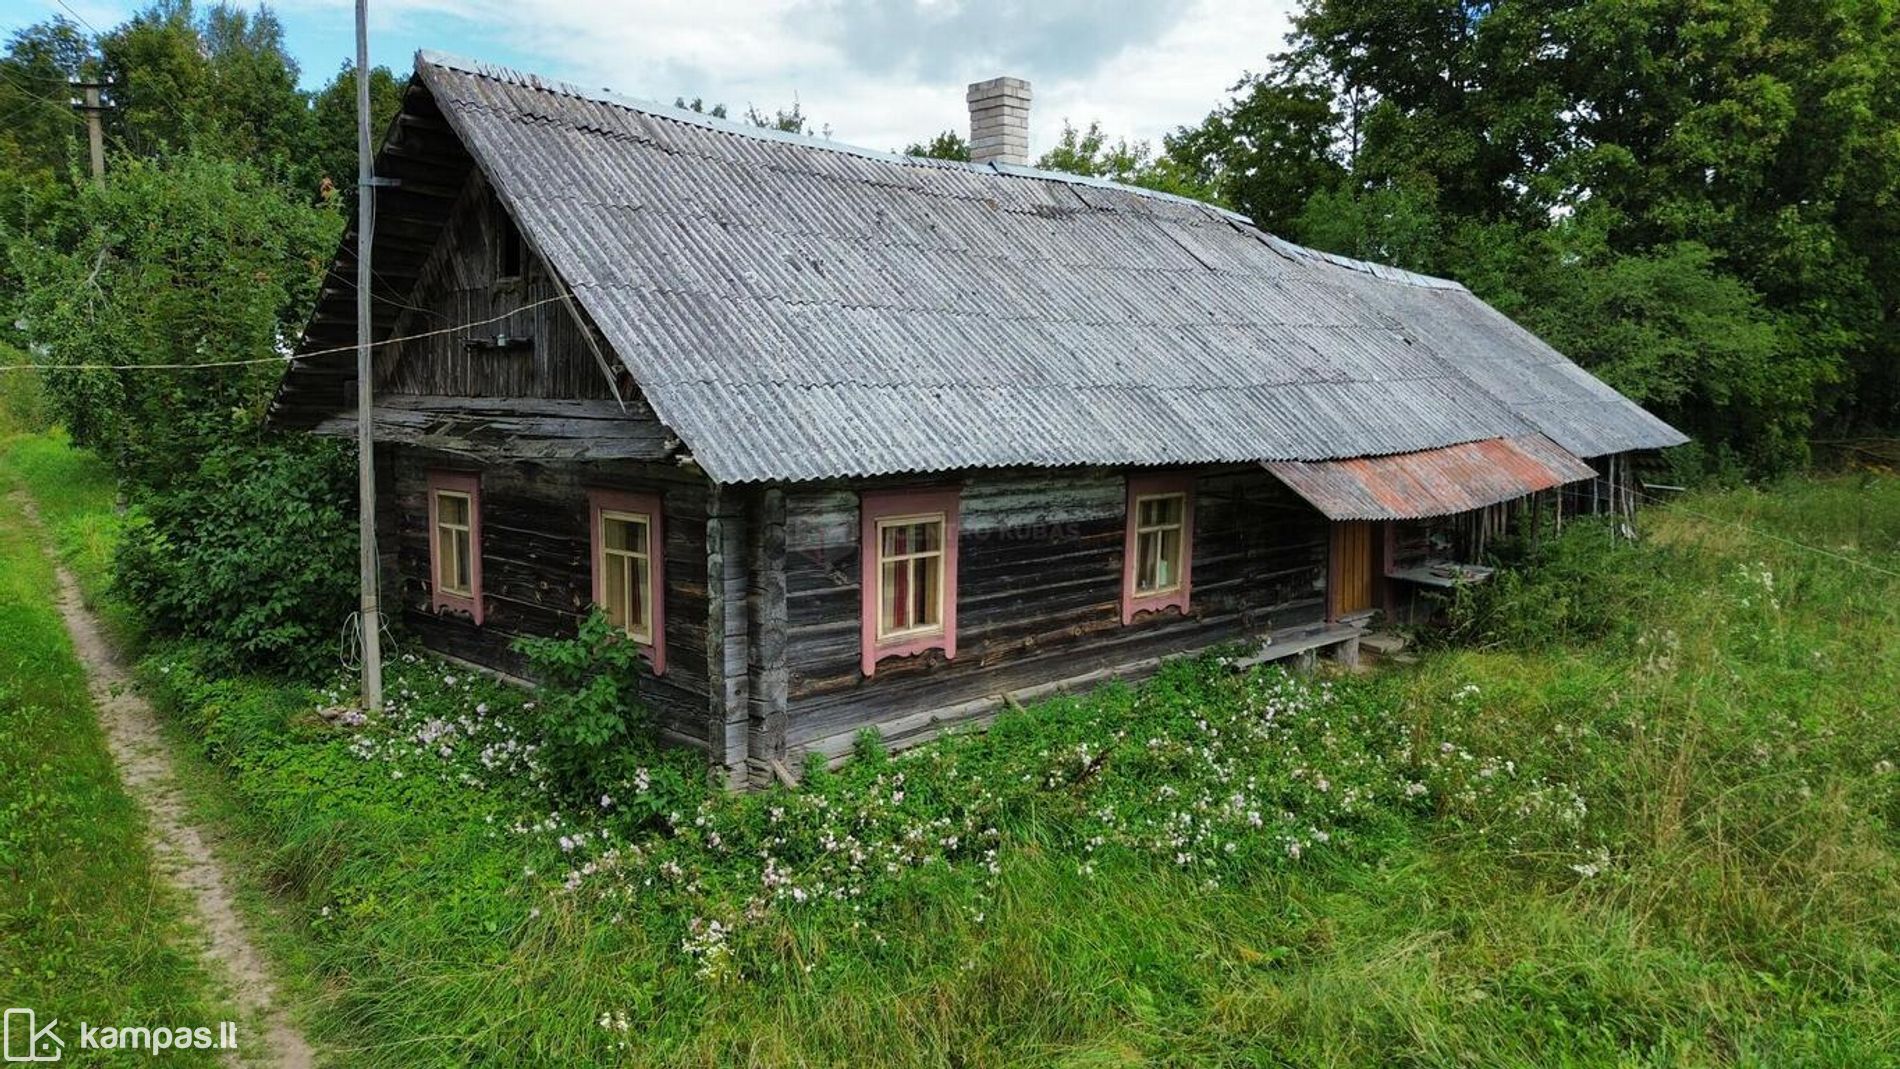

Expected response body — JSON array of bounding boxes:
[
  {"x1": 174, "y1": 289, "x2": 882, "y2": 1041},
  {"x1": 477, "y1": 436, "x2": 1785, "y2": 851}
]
[
  {"x1": 0, "y1": 292, "x2": 571, "y2": 371},
  {"x1": 51, "y1": 0, "x2": 103, "y2": 36}
]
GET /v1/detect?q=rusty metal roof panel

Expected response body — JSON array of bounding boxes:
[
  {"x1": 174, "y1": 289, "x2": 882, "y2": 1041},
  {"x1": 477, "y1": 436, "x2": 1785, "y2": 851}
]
[{"x1": 1264, "y1": 434, "x2": 1598, "y2": 521}]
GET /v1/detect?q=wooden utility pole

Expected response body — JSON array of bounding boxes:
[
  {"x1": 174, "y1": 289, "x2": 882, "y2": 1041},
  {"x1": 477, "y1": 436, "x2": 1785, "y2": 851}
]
[
  {"x1": 70, "y1": 80, "x2": 107, "y2": 185},
  {"x1": 354, "y1": 0, "x2": 384, "y2": 711}
]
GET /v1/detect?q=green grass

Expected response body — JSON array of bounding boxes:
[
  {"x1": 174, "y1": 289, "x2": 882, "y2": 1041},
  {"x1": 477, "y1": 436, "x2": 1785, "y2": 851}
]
[
  {"x1": 4, "y1": 431, "x2": 135, "y2": 641},
  {"x1": 9, "y1": 426, "x2": 1900, "y2": 1066},
  {"x1": 0, "y1": 342, "x2": 48, "y2": 439},
  {"x1": 0, "y1": 455, "x2": 225, "y2": 1066}
]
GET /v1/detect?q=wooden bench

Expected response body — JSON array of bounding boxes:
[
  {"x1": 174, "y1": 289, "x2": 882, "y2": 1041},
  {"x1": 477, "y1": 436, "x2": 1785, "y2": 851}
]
[{"x1": 1222, "y1": 622, "x2": 1366, "y2": 672}]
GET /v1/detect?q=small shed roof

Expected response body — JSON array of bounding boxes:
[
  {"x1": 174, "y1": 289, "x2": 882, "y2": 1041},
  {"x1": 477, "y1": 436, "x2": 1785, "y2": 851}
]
[
  {"x1": 1265, "y1": 434, "x2": 1598, "y2": 521},
  {"x1": 279, "y1": 53, "x2": 1684, "y2": 485}
]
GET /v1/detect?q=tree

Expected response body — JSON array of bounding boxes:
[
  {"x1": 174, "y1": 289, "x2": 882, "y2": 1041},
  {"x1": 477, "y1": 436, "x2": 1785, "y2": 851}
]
[
  {"x1": 97, "y1": 1, "x2": 311, "y2": 180},
  {"x1": 674, "y1": 96, "x2": 728, "y2": 119},
  {"x1": 1161, "y1": 75, "x2": 1345, "y2": 233},
  {"x1": 0, "y1": 19, "x2": 91, "y2": 339},
  {"x1": 1035, "y1": 120, "x2": 1216, "y2": 201},
  {"x1": 670, "y1": 94, "x2": 826, "y2": 136},
  {"x1": 0, "y1": 19, "x2": 91, "y2": 182},
  {"x1": 745, "y1": 99, "x2": 826, "y2": 137},
  {"x1": 14, "y1": 151, "x2": 342, "y2": 488},
  {"x1": 1456, "y1": 211, "x2": 1802, "y2": 470},
  {"x1": 1170, "y1": 0, "x2": 1900, "y2": 471},
  {"x1": 306, "y1": 60, "x2": 404, "y2": 199},
  {"x1": 903, "y1": 129, "x2": 969, "y2": 161}
]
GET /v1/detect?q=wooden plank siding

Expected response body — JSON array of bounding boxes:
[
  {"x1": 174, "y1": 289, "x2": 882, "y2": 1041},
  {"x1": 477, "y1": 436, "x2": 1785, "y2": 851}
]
[
  {"x1": 383, "y1": 447, "x2": 714, "y2": 748},
  {"x1": 767, "y1": 465, "x2": 1331, "y2": 766},
  {"x1": 378, "y1": 169, "x2": 622, "y2": 403}
]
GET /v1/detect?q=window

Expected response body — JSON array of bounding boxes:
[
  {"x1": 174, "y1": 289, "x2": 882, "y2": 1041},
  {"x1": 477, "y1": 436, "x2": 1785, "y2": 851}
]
[
  {"x1": 495, "y1": 198, "x2": 524, "y2": 280},
  {"x1": 589, "y1": 489, "x2": 666, "y2": 674},
  {"x1": 860, "y1": 488, "x2": 960, "y2": 676},
  {"x1": 437, "y1": 492, "x2": 474, "y2": 595},
  {"x1": 1122, "y1": 474, "x2": 1194, "y2": 624},
  {"x1": 428, "y1": 471, "x2": 483, "y2": 624},
  {"x1": 876, "y1": 516, "x2": 946, "y2": 639}
]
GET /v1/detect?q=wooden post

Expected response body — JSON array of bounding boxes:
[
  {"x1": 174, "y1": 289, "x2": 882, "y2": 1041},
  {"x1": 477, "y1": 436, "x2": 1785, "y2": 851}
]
[
  {"x1": 705, "y1": 484, "x2": 750, "y2": 788},
  {"x1": 749, "y1": 487, "x2": 789, "y2": 785},
  {"x1": 354, "y1": 0, "x2": 384, "y2": 712}
]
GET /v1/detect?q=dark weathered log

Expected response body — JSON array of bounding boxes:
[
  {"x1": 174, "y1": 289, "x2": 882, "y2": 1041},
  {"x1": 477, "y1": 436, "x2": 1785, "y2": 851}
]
[
  {"x1": 385, "y1": 448, "x2": 712, "y2": 743},
  {"x1": 704, "y1": 484, "x2": 751, "y2": 787},
  {"x1": 776, "y1": 465, "x2": 1331, "y2": 757},
  {"x1": 747, "y1": 487, "x2": 790, "y2": 774}
]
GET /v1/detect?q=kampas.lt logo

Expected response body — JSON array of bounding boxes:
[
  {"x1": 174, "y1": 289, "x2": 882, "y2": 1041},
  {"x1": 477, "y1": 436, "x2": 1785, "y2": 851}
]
[{"x1": 3, "y1": 1009, "x2": 62, "y2": 1062}]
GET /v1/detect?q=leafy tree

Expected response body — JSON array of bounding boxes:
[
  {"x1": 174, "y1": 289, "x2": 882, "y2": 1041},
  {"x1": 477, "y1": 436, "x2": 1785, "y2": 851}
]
[
  {"x1": 97, "y1": 1, "x2": 311, "y2": 180},
  {"x1": 1035, "y1": 120, "x2": 1216, "y2": 201},
  {"x1": 1161, "y1": 75, "x2": 1345, "y2": 233},
  {"x1": 13, "y1": 151, "x2": 341, "y2": 488},
  {"x1": 0, "y1": 19, "x2": 91, "y2": 182},
  {"x1": 0, "y1": 20, "x2": 90, "y2": 338},
  {"x1": 1162, "y1": 0, "x2": 1900, "y2": 471},
  {"x1": 903, "y1": 129, "x2": 969, "y2": 161},
  {"x1": 671, "y1": 94, "x2": 827, "y2": 136},
  {"x1": 673, "y1": 96, "x2": 728, "y2": 119},
  {"x1": 745, "y1": 98, "x2": 826, "y2": 137},
  {"x1": 305, "y1": 60, "x2": 404, "y2": 200},
  {"x1": 1455, "y1": 211, "x2": 1800, "y2": 470}
]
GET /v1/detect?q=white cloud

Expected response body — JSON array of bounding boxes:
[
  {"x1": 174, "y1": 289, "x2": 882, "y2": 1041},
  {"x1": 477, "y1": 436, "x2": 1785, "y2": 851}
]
[{"x1": 293, "y1": 0, "x2": 1294, "y2": 154}]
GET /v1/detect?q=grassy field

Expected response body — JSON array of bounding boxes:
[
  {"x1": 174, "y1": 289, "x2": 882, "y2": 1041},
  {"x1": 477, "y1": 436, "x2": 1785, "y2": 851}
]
[
  {"x1": 0, "y1": 434, "x2": 226, "y2": 1066},
  {"x1": 7, "y1": 425, "x2": 1900, "y2": 1067}
]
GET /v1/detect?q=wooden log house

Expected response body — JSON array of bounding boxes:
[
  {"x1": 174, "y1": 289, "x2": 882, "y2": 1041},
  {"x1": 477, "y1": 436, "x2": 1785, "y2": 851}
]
[{"x1": 272, "y1": 54, "x2": 1686, "y2": 787}]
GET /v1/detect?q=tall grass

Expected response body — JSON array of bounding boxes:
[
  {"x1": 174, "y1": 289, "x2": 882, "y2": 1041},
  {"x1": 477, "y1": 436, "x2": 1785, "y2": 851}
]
[
  {"x1": 10, "y1": 424, "x2": 1900, "y2": 1067},
  {"x1": 0, "y1": 471, "x2": 225, "y2": 1066}
]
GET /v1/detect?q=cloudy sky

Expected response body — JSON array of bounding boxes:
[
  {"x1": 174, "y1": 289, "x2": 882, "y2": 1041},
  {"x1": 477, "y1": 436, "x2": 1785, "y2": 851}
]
[{"x1": 5, "y1": 0, "x2": 1295, "y2": 154}]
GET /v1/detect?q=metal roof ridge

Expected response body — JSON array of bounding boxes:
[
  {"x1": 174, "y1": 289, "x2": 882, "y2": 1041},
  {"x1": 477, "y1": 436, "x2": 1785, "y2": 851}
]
[
  {"x1": 1250, "y1": 231, "x2": 1469, "y2": 292},
  {"x1": 414, "y1": 50, "x2": 1253, "y2": 224}
]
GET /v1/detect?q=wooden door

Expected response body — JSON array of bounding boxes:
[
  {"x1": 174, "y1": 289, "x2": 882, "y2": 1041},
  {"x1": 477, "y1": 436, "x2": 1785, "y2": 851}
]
[{"x1": 1331, "y1": 521, "x2": 1377, "y2": 618}]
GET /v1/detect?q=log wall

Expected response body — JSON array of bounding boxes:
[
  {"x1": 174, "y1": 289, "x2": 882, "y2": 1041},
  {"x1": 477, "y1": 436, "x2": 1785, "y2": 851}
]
[
  {"x1": 383, "y1": 446, "x2": 713, "y2": 747},
  {"x1": 766, "y1": 465, "x2": 1330, "y2": 765}
]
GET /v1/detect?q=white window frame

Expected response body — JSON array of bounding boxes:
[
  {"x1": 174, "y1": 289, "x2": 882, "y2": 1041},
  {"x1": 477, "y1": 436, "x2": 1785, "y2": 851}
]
[
  {"x1": 433, "y1": 489, "x2": 475, "y2": 597},
  {"x1": 1132, "y1": 491, "x2": 1187, "y2": 596},
  {"x1": 598, "y1": 508, "x2": 655, "y2": 646},
  {"x1": 873, "y1": 511, "x2": 948, "y2": 643}
]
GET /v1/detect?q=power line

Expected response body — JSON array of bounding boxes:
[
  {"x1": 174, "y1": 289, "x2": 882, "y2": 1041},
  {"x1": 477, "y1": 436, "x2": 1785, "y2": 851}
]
[
  {"x1": 51, "y1": 0, "x2": 103, "y2": 37},
  {"x1": 0, "y1": 293, "x2": 570, "y2": 371}
]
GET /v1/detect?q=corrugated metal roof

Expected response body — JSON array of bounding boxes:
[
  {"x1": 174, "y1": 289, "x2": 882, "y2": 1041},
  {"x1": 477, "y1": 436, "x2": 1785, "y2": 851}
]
[
  {"x1": 1264, "y1": 434, "x2": 1598, "y2": 520},
  {"x1": 1263, "y1": 237, "x2": 1688, "y2": 456},
  {"x1": 288, "y1": 52, "x2": 1685, "y2": 483}
]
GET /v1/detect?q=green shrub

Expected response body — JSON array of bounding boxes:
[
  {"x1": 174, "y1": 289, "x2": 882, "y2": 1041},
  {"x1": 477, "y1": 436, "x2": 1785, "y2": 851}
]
[
  {"x1": 513, "y1": 609, "x2": 661, "y2": 803},
  {"x1": 112, "y1": 437, "x2": 356, "y2": 677},
  {"x1": 1437, "y1": 517, "x2": 1668, "y2": 652},
  {"x1": 14, "y1": 153, "x2": 341, "y2": 491}
]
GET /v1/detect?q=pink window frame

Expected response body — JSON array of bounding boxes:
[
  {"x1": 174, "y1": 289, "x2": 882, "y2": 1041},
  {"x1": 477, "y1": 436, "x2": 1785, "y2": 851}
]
[
  {"x1": 1122, "y1": 473, "x2": 1195, "y2": 624},
  {"x1": 859, "y1": 487, "x2": 961, "y2": 677},
  {"x1": 427, "y1": 470, "x2": 484, "y2": 625},
  {"x1": 587, "y1": 488, "x2": 666, "y2": 676}
]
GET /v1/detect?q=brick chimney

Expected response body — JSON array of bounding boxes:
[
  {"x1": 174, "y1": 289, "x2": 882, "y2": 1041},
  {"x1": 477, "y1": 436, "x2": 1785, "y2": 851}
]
[{"x1": 967, "y1": 76, "x2": 1031, "y2": 167}]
